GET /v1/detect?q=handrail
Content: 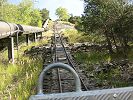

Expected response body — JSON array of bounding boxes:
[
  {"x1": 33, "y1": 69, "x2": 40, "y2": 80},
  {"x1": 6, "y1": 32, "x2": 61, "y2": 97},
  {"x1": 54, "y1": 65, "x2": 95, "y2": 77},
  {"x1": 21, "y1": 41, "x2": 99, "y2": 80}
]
[{"x1": 37, "y1": 63, "x2": 82, "y2": 95}]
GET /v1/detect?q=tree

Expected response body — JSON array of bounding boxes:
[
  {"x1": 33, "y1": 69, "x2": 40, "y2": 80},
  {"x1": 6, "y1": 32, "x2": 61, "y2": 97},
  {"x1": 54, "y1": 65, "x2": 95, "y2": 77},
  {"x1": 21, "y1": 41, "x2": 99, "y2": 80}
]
[
  {"x1": 30, "y1": 9, "x2": 42, "y2": 27},
  {"x1": 18, "y1": 0, "x2": 33, "y2": 25},
  {"x1": 55, "y1": 7, "x2": 70, "y2": 21},
  {"x1": 0, "y1": 0, "x2": 44, "y2": 27},
  {"x1": 0, "y1": 0, "x2": 7, "y2": 20},
  {"x1": 40, "y1": 8, "x2": 49, "y2": 21},
  {"x1": 68, "y1": 15, "x2": 83, "y2": 30},
  {"x1": 82, "y1": 0, "x2": 133, "y2": 55},
  {"x1": 68, "y1": 15, "x2": 80, "y2": 24}
]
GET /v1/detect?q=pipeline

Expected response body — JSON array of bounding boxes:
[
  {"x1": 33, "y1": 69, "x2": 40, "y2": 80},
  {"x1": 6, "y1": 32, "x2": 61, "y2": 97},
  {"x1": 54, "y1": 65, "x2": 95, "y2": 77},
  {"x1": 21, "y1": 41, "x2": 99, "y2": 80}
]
[{"x1": 0, "y1": 19, "x2": 49, "y2": 39}]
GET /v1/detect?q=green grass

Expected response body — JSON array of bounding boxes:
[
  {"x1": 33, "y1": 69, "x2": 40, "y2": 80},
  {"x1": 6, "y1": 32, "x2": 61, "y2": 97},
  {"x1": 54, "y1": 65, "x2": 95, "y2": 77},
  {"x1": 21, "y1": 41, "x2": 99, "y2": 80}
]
[
  {"x1": 74, "y1": 49, "x2": 133, "y2": 88},
  {"x1": 127, "y1": 48, "x2": 133, "y2": 61},
  {"x1": 63, "y1": 29, "x2": 105, "y2": 44},
  {"x1": 58, "y1": 21, "x2": 74, "y2": 26},
  {"x1": 74, "y1": 51, "x2": 110, "y2": 65},
  {"x1": 0, "y1": 38, "x2": 48, "y2": 100},
  {"x1": 63, "y1": 29, "x2": 81, "y2": 43},
  {"x1": 62, "y1": 24, "x2": 133, "y2": 88}
]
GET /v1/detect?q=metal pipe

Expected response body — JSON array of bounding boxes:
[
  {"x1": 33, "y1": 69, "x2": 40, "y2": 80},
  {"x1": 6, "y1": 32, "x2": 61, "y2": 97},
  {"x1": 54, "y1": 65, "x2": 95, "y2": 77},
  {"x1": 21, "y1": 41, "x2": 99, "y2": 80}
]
[
  {"x1": 38, "y1": 63, "x2": 82, "y2": 95},
  {"x1": 0, "y1": 21, "x2": 46, "y2": 39},
  {"x1": 0, "y1": 21, "x2": 17, "y2": 38},
  {"x1": 21, "y1": 25, "x2": 44, "y2": 34}
]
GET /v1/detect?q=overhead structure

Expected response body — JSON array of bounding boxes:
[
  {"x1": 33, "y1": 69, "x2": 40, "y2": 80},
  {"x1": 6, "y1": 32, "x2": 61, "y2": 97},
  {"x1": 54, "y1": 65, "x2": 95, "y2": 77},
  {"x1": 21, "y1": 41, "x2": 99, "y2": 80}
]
[
  {"x1": 18, "y1": 24, "x2": 44, "y2": 34},
  {"x1": 0, "y1": 19, "x2": 49, "y2": 63},
  {"x1": 0, "y1": 19, "x2": 49, "y2": 39},
  {"x1": 0, "y1": 21, "x2": 18, "y2": 39}
]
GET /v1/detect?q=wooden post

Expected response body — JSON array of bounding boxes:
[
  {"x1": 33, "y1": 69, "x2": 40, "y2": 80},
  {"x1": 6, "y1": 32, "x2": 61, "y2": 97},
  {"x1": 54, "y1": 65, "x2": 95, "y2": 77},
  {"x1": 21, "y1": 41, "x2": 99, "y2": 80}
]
[
  {"x1": 26, "y1": 34, "x2": 30, "y2": 45},
  {"x1": 16, "y1": 32, "x2": 19, "y2": 50},
  {"x1": 40, "y1": 32, "x2": 43, "y2": 39},
  {"x1": 34, "y1": 33, "x2": 37, "y2": 42},
  {"x1": 8, "y1": 37, "x2": 14, "y2": 63}
]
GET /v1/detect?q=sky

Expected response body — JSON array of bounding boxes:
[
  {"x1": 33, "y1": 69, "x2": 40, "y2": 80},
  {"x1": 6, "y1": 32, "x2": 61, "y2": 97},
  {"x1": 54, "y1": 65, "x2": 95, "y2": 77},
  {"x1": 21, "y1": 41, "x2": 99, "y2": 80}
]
[{"x1": 8, "y1": 0, "x2": 84, "y2": 20}]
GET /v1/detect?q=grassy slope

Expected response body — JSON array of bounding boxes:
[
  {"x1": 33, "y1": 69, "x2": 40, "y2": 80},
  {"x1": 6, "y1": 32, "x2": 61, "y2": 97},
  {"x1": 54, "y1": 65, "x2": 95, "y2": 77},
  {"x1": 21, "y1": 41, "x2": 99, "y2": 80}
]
[
  {"x1": 63, "y1": 28, "x2": 133, "y2": 88},
  {"x1": 0, "y1": 33, "x2": 50, "y2": 100},
  {"x1": 63, "y1": 29, "x2": 105, "y2": 44},
  {"x1": 74, "y1": 50, "x2": 133, "y2": 88}
]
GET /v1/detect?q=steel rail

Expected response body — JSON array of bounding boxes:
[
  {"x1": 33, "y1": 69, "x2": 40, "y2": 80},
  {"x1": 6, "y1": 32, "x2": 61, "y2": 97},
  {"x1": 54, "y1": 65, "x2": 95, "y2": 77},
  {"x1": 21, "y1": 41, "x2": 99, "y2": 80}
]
[
  {"x1": 42, "y1": 22, "x2": 87, "y2": 94},
  {"x1": 58, "y1": 33, "x2": 88, "y2": 91},
  {"x1": 53, "y1": 31, "x2": 63, "y2": 93}
]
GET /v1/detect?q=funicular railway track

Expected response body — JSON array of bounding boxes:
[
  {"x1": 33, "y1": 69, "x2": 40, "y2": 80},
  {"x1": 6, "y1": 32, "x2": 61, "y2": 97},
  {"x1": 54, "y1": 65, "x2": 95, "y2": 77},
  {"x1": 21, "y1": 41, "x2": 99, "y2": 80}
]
[
  {"x1": 30, "y1": 22, "x2": 133, "y2": 100},
  {"x1": 42, "y1": 29, "x2": 88, "y2": 94}
]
